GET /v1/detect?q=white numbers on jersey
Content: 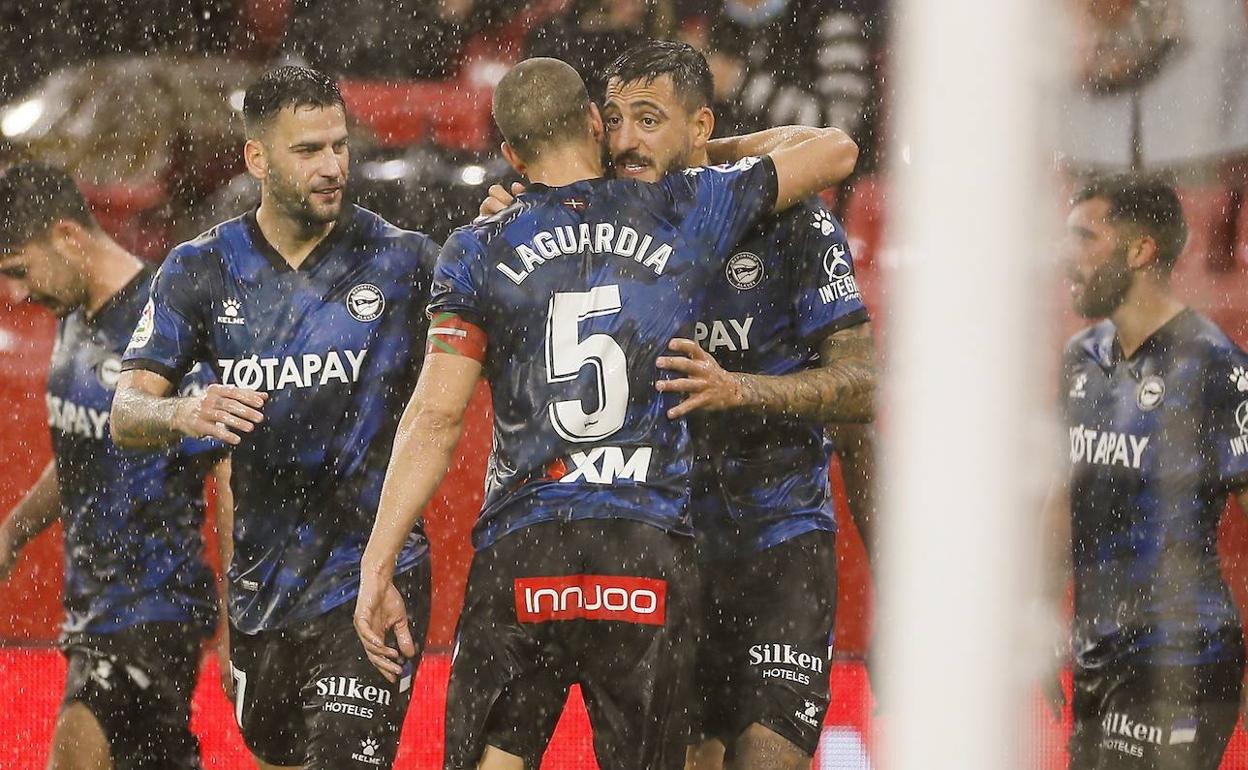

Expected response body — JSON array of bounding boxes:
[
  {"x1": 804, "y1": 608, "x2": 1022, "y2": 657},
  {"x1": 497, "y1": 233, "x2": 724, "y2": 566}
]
[{"x1": 545, "y1": 286, "x2": 630, "y2": 442}]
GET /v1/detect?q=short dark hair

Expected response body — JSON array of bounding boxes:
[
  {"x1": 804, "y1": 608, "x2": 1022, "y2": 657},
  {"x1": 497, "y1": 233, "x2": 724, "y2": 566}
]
[
  {"x1": 492, "y1": 58, "x2": 593, "y2": 162},
  {"x1": 602, "y1": 40, "x2": 713, "y2": 112},
  {"x1": 242, "y1": 65, "x2": 345, "y2": 137},
  {"x1": 0, "y1": 162, "x2": 97, "y2": 254},
  {"x1": 1072, "y1": 175, "x2": 1188, "y2": 273}
]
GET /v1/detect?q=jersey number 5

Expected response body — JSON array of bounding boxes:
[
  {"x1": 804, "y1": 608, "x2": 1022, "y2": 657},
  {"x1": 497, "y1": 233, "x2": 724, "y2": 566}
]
[{"x1": 545, "y1": 286, "x2": 629, "y2": 442}]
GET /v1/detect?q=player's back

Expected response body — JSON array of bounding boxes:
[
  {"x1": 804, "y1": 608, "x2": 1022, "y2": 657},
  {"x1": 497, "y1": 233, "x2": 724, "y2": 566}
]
[{"x1": 430, "y1": 158, "x2": 778, "y2": 549}]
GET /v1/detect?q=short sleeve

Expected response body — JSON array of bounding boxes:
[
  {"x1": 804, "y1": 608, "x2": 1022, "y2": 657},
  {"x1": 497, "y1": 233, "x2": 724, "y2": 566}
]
[
  {"x1": 790, "y1": 204, "x2": 869, "y2": 342},
  {"x1": 1206, "y1": 346, "x2": 1248, "y2": 490},
  {"x1": 121, "y1": 247, "x2": 208, "y2": 383},
  {"x1": 427, "y1": 229, "x2": 489, "y2": 328},
  {"x1": 660, "y1": 156, "x2": 779, "y2": 257}
]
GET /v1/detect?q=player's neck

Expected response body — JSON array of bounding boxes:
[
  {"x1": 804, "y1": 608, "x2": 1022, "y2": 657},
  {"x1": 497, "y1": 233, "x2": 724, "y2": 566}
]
[
  {"x1": 255, "y1": 200, "x2": 336, "y2": 269},
  {"x1": 1110, "y1": 282, "x2": 1186, "y2": 359},
  {"x1": 83, "y1": 236, "x2": 144, "y2": 319},
  {"x1": 524, "y1": 144, "x2": 605, "y2": 188},
  {"x1": 688, "y1": 148, "x2": 710, "y2": 167}
]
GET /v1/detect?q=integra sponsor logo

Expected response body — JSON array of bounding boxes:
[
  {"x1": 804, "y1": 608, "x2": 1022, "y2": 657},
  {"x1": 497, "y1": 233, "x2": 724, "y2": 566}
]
[
  {"x1": 1069, "y1": 425, "x2": 1149, "y2": 470},
  {"x1": 695, "y1": 317, "x2": 753, "y2": 353},
  {"x1": 515, "y1": 575, "x2": 667, "y2": 625},
  {"x1": 46, "y1": 395, "x2": 110, "y2": 440},
  {"x1": 496, "y1": 223, "x2": 674, "y2": 285},
  {"x1": 818, "y1": 243, "x2": 860, "y2": 305},
  {"x1": 217, "y1": 349, "x2": 367, "y2": 391}
]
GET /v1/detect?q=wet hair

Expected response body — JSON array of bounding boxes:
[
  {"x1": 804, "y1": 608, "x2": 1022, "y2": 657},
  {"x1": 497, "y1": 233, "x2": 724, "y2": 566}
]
[
  {"x1": 602, "y1": 40, "x2": 714, "y2": 112},
  {"x1": 1072, "y1": 175, "x2": 1188, "y2": 273},
  {"x1": 242, "y1": 65, "x2": 345, "y2": 138},
  {"x1": 492, "y1": 58, "x2": 594, "y2": 162},
  {"x1": 0, "y1": 162, "x2": 97, "y2": 253}
]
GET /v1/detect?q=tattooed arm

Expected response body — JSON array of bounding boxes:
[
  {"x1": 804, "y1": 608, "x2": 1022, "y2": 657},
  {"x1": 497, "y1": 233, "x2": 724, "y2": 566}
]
[
  {"x1": 656, "y1": 321, "x2": 876, "y2": 423},
  {"x1": 112, "y1": 369, "x2": 266, "y2": 449}
]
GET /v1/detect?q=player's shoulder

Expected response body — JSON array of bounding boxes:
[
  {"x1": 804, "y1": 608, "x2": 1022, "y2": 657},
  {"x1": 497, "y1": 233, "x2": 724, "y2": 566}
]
[
  {"x1": 160, "y1": 213, "x2": 250, "y2": 277},
  {"x1": 1063, "y1": 320, "x2": 1115, "y2": 365},
  {"x1": 771, "y1": 196, "x2": 843, "y2": 239},
  {"x1": 1178, "y1": 310, "x2": 1248, "y2": 367},
  {"x1": 351, "y1": 205, "x2": 439, "y2": 255}
]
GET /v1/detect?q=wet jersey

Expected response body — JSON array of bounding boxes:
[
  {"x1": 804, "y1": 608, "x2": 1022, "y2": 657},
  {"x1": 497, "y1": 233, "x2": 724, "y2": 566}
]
[
  {"x1": 48, "y1": 269, "x2": 217, "y2": 637},
  {"x1": 122, "y1": 206, "x2": 436, "y2": 634},
  {"x1": 1061, "y1": 309, "x2": 1248, "y2": 668},
  {"x1": 429, "y1": 157, "x2": 779, "y2": 550},
  {"x1": 689, "y1": 201, "x2": 869, "y2": 555}
]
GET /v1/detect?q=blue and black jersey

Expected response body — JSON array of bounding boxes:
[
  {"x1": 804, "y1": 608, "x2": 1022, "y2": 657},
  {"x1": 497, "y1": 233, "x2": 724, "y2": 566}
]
[
  {"x1": 48, "y1": 269, "x2": 217, "y2": 638},
  {"x1": 689, "y1": 201, "x2": 869, "y2": 556},
  {"x1": 1061, "y1": 309, "x2": 1248, "y2": 668},
  {"x1": 429, "y1": 157, "x2": 778, "y2": 550},
  {"x1": 122, "y1": 206, "x2": 437, "y2": 635}
]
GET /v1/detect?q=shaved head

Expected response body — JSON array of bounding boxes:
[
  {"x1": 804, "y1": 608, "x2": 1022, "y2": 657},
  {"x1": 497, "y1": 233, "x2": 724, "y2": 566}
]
[{"x1": 492, "y1": 58, "x2": 594, "y2": 162}]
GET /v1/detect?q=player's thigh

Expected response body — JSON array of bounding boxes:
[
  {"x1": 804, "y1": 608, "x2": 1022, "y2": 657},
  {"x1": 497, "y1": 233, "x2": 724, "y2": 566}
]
[
  {"x1": 48, "y1": 702, "x2": 111, "y2": 770},
  {"x1": 59, "y1": 628, "x2": 202, "y2": 770},
  {"x1": 229, "y1": 624, "x2": 307, "y2": 767},
  {"x1": 445, "y1": 537, "x2": 570, "y2": 769},
  {"x1": 722, "y1": 531, "x2": 838, "y2": 758},
  {"x1": 727, "y1": 723, "x2": 809, "y2": 770},
  {"x1": 1073, "y1": 662, "x2": 1241, "y2": 770},
  {"x1": 303, "y1": 563, "x2": 430, "y2": 770},
  {"x1": 576, "y1": 522, "x2": 699, "y2": 770}
]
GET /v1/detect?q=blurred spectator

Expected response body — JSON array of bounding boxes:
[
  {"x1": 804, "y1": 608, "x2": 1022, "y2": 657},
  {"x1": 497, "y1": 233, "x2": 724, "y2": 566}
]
[
  {"x1": 278, "y1": 0, "x2": 525, "y2": 80},
  {"x1": 525, "y1": 0, "x2": 678, "y2": 99},
  {"x1": 687, "y1": 0, "x2": 884, "y2": 147},
  {"x1": 0, "y1": 0, "x2": 237, "y2": 102},
  {"x1": 1060, "y1": 0, "x2": 1248, "y2": 173}
]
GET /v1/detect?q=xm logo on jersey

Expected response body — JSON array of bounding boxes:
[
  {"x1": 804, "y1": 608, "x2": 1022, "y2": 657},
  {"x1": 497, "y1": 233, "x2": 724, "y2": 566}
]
[
  {"x1": 1069, "y1": 425, "x2": 1149, "y2": 469},
  {"x1": 557, "y1": 446, "x2": 653, "y2": 485},
  {"x1": 217, "y1": 349, "x2": 367, "y2": 391},
  {"x1": 749, "y1": 643, "x2": 826, "y2": 686},
  {"x1": 515, "y1": 575, "x2": 667, "y2": 625}
]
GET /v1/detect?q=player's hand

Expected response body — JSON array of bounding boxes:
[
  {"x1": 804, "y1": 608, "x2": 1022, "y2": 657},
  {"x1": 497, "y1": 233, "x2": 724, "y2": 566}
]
[
  {"x1": 173, "y1": 384, "x2": 267, "y2": 446},
  {"x1": 656, "y1": 338, "x2": 748, "y2": 418},
  {"x1": 216, "y1": 626, "x2": 235, "y2": 701},
  {"x1": 476, "y1": 182, "x2": 526, "y2": 221},
  {"x1": 354, "y1": 573, "x2": 417, "y2": 683}
]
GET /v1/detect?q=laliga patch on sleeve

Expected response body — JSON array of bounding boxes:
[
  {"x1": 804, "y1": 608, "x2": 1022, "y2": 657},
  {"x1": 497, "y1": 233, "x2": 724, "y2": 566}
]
[{"x1": 129, "y1": 299, "x2": 155, "y2": 349}]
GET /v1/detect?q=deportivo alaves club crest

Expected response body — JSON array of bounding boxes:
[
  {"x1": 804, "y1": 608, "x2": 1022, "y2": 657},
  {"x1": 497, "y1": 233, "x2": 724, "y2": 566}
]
[
  {"x1": 1137, "y1": 375, "x2": 1165, "y2": 411},
  {"x1": 347, "y1": 283, "x2": 385, "y2": 322},
  {"x1": 725, "y1": 251, "x2": 764, "y2": 290}
]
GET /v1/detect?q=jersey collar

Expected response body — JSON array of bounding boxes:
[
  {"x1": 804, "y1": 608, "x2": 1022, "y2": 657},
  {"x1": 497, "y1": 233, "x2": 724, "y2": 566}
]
[
  {"x1": 1107, "y1": 307, "x2": 1195, "y2": 368},
  {"x1": 244, "y1": 205, "x2": 358, "y2": 274},
  {"x1": 85, "y1": 266, "x2": 151, "y2": 329}
]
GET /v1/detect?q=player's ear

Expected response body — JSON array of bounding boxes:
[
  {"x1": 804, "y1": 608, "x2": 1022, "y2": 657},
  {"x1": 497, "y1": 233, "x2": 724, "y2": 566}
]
[
  {"x1": 501, "y1": 142, "x2": 527, "y2": 177},
  {"x1": 690, "y1": 105, "x2": 714, "y2": 151},
  {"x1": 244, "y1": 138, "x2": 268, "y2": 181},
  {"x1": 47, "y1": 219, "x2": 91, "y2": 261},
  {"x1": 1128, "y1": 234, "x2": 1160, "y2": 270},
  {"x1": 588, "y1": 102, "x2": 605, "y2": 144}
]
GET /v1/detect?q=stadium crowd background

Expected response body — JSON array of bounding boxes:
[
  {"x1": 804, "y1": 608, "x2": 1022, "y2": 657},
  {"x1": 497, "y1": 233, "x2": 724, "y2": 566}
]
[{"x1": 1, "y1": 0, "x2": 1247, "y2": 767}]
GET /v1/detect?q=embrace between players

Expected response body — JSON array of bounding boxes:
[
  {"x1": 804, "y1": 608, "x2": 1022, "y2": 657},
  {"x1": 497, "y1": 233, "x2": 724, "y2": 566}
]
[{"x1": 0, "y1": 34, "x2": 1238, "y2": 770}]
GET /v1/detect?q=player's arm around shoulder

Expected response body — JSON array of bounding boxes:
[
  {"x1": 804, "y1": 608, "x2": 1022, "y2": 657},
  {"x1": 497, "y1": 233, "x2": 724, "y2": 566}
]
[{"x1": 768, "y1": 127, "x2": 859, "y2": 212}]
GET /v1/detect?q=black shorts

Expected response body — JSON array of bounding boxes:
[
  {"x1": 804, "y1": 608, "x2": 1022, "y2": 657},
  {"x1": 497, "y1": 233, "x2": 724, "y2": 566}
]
[
  {"x1": 692, "y1": 530, "x2": 838, "y2": 757},
  {"x1": 1070, "y1": 657, "x2": 1244, "y2": 770},
  {"x1": 61, "y1": 622, "x2": 204, "y2": 770},
  {"x1": 228, "y1": 563, "x2": 430, "y2": 769},
  {"x1": 444, "y1": 519, "x2": 698, "y2": 770}
]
